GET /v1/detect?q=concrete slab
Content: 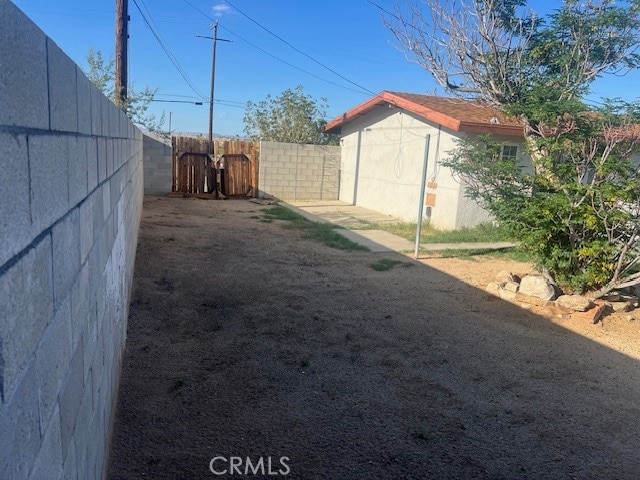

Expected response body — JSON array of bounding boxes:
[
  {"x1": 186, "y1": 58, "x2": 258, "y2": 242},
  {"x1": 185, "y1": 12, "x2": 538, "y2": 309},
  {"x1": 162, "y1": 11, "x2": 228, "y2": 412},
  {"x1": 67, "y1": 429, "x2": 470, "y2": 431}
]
[
  {"x1": 336, "y1": 229, "x2": 414, "y2": 253},
  {"x1": 281, "y1": 200, "x2": 516, "y2": 255},
  {"x1": 285, "y1": 200, "x2": 399, "y2": 228}
]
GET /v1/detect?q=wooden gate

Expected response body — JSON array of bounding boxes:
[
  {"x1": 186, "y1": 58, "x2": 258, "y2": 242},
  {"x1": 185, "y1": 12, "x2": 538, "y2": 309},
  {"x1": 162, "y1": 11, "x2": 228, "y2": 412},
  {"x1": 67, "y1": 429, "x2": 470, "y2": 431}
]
[
  {"x1": 171, "y1": 136, "x2": 215, "y2": 197},
  {"x1": 174, "y1": 152, "x2": 215, "y2": 196},
  {"x1": 171, "y1": 136, "x2": 260, "y2": 198},
  {"x1": 221, "y1": 154, "x2": 251, "y2": 196}
]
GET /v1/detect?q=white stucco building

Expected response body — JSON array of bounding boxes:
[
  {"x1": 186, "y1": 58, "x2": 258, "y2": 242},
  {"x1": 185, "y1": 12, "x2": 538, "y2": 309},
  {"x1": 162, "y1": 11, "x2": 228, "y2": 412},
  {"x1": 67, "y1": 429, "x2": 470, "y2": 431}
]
[{"x1": 325, "y1": 92, "x2": 529, "y2": 230}]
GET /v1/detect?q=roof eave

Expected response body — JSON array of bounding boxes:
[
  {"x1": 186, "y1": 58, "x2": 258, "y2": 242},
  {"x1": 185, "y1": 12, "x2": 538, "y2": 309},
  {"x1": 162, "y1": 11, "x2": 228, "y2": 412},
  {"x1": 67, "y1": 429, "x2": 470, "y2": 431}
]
[
  {"x1": 324, "y1": 91, "x2": 524, "y2": 137},
  {"x1": 459, "y1": 123, "x2": 524, "y2": 137},
  {"x1": 324, "y1": 91, "x2": 463, "y2": 133},
  {"x1": 324, "y1": 93, "x2": 389, "y2": 133}
]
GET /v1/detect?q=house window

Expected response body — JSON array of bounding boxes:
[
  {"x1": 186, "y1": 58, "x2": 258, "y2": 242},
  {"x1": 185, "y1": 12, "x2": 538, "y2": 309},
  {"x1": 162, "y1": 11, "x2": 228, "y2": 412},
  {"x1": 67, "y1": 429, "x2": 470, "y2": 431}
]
[{"x1": 500, "y1": 145, "x2": 518, "y2": 161}]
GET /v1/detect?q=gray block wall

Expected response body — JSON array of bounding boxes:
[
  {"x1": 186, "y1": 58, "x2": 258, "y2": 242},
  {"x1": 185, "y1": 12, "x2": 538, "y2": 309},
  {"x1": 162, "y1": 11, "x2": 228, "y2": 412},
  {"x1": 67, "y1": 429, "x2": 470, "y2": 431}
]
[
  {"x1": 142, "y1": 132, "x2": 172, "y2": 195},
  {"x1": 259, "y1": 141, "x2": 340, "y2": 200},
  {"x1": 0, "y1": 2, "x2": 143, "y2": 479}
]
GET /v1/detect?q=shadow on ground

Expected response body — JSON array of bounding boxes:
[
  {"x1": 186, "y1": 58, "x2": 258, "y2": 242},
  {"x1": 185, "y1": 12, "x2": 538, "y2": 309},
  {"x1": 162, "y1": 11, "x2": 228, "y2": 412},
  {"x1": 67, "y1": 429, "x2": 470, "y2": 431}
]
[{"x1": 107, "y1": 196, "x2": 640, "y2": 480}]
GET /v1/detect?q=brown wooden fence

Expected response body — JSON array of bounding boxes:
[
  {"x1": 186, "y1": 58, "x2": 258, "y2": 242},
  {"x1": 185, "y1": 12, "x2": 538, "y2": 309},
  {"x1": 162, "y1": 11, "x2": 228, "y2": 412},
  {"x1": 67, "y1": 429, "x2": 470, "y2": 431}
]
[{"x1": 171, "y1": 136, "x2": 260, "y2": 198}]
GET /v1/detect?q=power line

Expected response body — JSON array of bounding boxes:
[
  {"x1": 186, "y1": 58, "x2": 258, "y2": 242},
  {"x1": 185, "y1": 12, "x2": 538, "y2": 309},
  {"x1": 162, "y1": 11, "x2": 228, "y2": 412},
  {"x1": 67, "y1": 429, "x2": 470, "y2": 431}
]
[
  {"x1": 156, "y1": 93, "x2": 245, "y2": 107},
  {"x1": 131, "y1": 0, "x2": 208, "y2": 99},
  {"x1": 182, "y1": 0, "x2": 213, "y2": 22},
  {"x1": 219, "y1": 26, "x2": 370, "y2": 96},
  {"x1": 182, "y1": 0, "x2": 370, "y2": 96},
  {"x1": 223, "y1": 0, "x2": 375, "y2": 95},
  {"x1": 151, "y1": 99, "x2": 204, "y2": 104},
  {"x1": 365, "y1": 0, "x2": 404, "y2": 23},
  {"x1": 156, "y1": 93, "x2": 202, "y2": 99}
]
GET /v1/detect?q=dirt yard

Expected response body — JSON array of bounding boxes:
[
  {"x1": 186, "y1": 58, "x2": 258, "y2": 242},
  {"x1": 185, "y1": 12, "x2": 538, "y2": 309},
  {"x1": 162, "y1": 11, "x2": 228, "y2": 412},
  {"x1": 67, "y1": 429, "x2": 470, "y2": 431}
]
[{"x1": 107, "y1": 196, "x2": 640, "y2": 479}]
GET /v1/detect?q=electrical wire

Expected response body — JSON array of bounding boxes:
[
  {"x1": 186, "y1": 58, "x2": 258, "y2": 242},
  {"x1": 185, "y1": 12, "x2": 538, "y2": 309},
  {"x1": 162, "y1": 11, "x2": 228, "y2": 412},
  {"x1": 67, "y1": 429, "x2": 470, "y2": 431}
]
[
  {"x1": 156, "y1": 93, "x2": 202, "y2": 99},
  {"x1": 365, "y1": 0, "x2": 404, "y2": 23},
  {"x1": 182, "y1": 0, "x2": 213, "y2": 22},
  {"x1": 218, "y1": 26, "x2": 370, "y2": 96},
  {"x1": 223, "y1": 0, "x2": 376, "y2": 96},
  {"x1": 131, "y1": 0, "x2": 208, "y2": 100},
  {"x1": 151, "y1": 99, "x2": 204, "y2": 104},
  {"x1": 182, "y1": 0, "x2": 371, "y2": 96}
]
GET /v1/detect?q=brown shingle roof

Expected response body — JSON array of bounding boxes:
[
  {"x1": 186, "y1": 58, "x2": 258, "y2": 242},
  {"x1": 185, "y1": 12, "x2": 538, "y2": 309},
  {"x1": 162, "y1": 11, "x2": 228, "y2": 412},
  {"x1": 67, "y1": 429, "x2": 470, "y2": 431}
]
[{"x1": 324, "y1": 91, "x2": 524, "y2": 136}]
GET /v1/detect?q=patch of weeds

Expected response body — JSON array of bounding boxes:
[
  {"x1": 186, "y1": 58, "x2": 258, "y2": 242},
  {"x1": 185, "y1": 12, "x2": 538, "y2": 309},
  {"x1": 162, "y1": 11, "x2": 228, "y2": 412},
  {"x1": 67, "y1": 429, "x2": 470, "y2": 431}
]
[
  {"x1": 418, "y1": 246, "x2": 531, "y2": 262},
  {"x1": 300, "y1": 358, "x2": 310, "y2": 368},
  {"x1": 370, "y1": 258, "x2": 414, "y2": 271},
  {"x1": 361, "y1": 220, "x2": 512, "y2": 244},
  {"x1": 371, "y1": 259, "x2": 403, "y2": 271},
  {"x1": 168, "y1": 377, "x2": 188, "y2": 393},
  {"x1": 412, "y1": 430, "x2": 431, "y2": 442},
  {"x1": 263, "y1": 205, "x2": 307, "y2": 223},
  {"x1": 484, "y1": 247, "x2": 534, "y2": 263},
  {"x1": 263, "y1": 206, "x2": 368, "y2": 251}
]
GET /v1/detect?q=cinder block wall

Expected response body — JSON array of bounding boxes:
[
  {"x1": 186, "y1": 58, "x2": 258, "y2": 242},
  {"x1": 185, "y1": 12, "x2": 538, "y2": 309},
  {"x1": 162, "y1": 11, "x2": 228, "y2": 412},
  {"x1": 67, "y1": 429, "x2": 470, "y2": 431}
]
[
  {"x1": 0, "y1": 3, "x2": 143, "y2": 479},
  {"x1": 143, "y1": 132, "x2": 172, "y2": 195},
  {"x1": 259, "y1": 141, "x2": 340, "y2": 200}
]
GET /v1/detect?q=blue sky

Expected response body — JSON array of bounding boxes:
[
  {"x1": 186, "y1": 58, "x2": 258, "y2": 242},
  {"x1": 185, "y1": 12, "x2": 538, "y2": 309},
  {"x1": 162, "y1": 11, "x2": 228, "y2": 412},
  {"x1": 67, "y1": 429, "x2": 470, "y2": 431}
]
[{"x1": 12, "y1": 0, "x2": 640, "y2": 137}]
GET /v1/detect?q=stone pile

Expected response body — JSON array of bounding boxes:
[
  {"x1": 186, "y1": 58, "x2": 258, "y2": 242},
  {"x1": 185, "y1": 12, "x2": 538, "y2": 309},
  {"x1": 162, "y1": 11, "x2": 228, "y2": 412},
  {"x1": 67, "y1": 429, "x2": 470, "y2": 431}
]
[{"x1": 487, "y1": 271, "x2": 638, "y2": 324}]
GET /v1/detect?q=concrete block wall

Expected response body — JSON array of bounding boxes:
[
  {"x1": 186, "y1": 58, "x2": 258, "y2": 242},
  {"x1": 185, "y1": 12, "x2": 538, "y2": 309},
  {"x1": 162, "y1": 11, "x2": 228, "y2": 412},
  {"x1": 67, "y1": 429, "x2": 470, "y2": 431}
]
[
  {"x1": 142, "y1": 132, "x2": 172, "y2": 195},
  {"x1": 259, "y1": 141, "x2": 340, "y2": 200},
  {"x1": 0, "y1": 2, "x2": 143, "y2": 479}
]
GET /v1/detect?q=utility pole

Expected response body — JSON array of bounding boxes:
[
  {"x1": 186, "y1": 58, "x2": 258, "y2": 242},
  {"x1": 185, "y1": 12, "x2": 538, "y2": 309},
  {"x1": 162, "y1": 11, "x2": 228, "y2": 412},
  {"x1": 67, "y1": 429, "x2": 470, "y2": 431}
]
[
  {"x1": 115, "y1": 0, "x2": 129, "y2": 106},
  {"x1": 197, "y1": 23, "x2": 231, "y2": 147}
]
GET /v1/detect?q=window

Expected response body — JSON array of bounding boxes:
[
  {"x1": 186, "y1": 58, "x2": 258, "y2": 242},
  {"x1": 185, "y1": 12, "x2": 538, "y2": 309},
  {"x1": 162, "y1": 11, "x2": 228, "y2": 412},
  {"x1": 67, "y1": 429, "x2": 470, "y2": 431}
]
[{"x1": 500, "y1": 145, "x2": 518, "y2": 161}]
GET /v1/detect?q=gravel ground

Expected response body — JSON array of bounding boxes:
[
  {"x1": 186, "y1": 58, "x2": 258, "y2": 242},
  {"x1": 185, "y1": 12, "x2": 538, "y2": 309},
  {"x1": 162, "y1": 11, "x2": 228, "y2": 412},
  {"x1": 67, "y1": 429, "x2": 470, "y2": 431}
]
[{"x1": 107, "y1": 196, "x2": 640, "y2": 479}]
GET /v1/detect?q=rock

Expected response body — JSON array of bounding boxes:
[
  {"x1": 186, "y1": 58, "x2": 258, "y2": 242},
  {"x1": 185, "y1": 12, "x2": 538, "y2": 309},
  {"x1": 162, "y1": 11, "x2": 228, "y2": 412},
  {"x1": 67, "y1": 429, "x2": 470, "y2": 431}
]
[
  {"x1": 498, "y1": 287, "x2": 517, "y2": 301},
  {"x1": 571, "y1": 300, "x2": 607, "y2": 324},
  {"x1": 603, "y1": 291, "x2": 621, "y2": 302},
  {"x1": 503, "y1": 281, "x2": 519, "y2": 293},
  {"x1": 486, "y1": 282, "x2": 502, "y2": 296},
  {"x1": 555, "y1": 294, "x2": 594, "y2": 312},
  {"x1": 612, "y1": 300, "x2": 635, "y2": 313},
  {"x1": 519, "y1": 275, "x2": 557, "y2": 301},
  {"x1": 620, "y1": 295, "x2": 639, "y2": 307},
  {"x1": 514, "y1": 292, "x2": 548, "y2": 306},
  {"x1": 495, "y1": 270, "x2": 521, "y2": 284}
]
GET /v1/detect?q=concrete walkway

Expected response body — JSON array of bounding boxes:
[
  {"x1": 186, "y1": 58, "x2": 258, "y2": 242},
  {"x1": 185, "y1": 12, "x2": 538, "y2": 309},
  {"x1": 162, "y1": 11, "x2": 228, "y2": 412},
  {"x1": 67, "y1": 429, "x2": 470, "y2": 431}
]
[{"x1": 283, "y1": 200, "x2": 516, "y2": 255}]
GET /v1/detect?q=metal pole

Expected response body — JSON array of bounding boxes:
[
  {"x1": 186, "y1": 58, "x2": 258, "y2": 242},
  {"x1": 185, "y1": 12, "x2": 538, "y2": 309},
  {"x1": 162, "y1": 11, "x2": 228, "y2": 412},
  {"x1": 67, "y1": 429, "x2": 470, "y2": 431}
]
[
  {"x1": 415, "y1": 135, "x2": 431, "y2": 259},
  {"x1": 169, "y1": 111, "x2": 172, "y2": 134}
]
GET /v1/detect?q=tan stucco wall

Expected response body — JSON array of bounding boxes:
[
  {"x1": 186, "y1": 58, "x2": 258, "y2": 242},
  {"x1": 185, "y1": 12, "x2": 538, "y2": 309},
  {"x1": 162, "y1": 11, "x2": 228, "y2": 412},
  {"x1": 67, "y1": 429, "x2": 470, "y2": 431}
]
[{"x1": 338, "y1": 106, "x2": 525, "y2": 229}]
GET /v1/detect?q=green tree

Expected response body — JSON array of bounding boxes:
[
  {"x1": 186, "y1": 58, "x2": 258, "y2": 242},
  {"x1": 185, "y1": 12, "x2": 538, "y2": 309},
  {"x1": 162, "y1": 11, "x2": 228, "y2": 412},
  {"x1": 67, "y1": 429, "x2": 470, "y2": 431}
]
[
  {"x1": 386, "y1": 0, "x2": 640, "y2": 296},
  {"x1": 243, "y1": 86, "x2": 338, "y2": 145},
  {"x1": 85, "y1": 49, "x2": 167, "y2": 136}
]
